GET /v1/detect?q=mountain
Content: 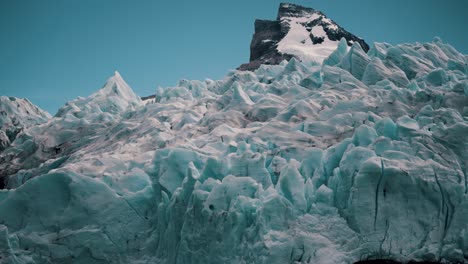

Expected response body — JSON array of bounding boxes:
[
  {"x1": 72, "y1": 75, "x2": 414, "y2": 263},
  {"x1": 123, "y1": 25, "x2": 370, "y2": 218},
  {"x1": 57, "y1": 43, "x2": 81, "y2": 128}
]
[
  {"x1": 0, "y1": 3, "x2": 468, "y2": 264},
  {"x1": 238, "y1": 3, "x2": 369, "y2": 71}
]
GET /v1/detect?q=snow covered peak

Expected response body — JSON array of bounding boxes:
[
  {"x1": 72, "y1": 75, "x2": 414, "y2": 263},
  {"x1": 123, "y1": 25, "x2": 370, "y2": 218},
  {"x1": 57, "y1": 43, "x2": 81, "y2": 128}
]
[
  {"x1": 238, "y1": 3, "x2": 369, "y2": 70},
  {"x1": 55, "y1": 71, "x2": 142, "y2": 119}
]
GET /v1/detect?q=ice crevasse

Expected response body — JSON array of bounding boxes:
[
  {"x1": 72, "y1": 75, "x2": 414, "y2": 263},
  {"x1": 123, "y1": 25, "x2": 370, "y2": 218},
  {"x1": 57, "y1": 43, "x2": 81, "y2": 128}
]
[{"x1": 0, "y1": 38, "x2": 467, "y2": 263}]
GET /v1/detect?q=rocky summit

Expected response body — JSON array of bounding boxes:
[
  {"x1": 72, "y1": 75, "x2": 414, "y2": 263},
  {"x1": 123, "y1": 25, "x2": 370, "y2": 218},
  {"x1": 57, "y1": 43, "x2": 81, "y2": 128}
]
[{"x1": 238, "y1": 3, "x2": 369, "y2": 71}]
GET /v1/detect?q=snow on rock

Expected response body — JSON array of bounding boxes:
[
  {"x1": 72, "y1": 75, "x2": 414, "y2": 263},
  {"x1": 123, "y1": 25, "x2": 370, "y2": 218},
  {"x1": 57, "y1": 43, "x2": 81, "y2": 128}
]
[
  {"x1": 0, "y1": 37, "x2": 467, "y2": 263},
  {"x1": 238, "y1": 3, "x2": 369, "y2": 71},
  {"x1": 277, "y1": 15, "x2": 340, "y2": 63}
]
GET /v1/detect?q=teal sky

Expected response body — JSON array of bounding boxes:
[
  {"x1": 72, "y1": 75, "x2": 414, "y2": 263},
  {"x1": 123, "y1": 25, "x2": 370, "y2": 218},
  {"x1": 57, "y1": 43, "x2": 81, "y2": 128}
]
[{"x1": 1, "y1": 0, "x2": 467, "y2": 114}]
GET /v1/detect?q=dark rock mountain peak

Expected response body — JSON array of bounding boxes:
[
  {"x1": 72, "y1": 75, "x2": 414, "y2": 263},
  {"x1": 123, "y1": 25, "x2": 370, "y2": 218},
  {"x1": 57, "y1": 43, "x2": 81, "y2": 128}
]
[{"x1": 238, "y1": 3, "x2": 369, "y2": 71}]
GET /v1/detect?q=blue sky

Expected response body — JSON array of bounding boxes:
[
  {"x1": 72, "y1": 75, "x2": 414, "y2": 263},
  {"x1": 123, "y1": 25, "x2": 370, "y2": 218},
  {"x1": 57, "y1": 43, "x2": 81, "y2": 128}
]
[{"x1": 1, "y1": 0, "x2": 467, "y2": 114}]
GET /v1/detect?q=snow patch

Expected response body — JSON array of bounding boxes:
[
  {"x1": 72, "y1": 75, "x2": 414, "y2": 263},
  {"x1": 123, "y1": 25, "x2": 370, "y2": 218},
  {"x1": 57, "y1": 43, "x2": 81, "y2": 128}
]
[{"x1": 278, "y1": 16, "x2": 340, "y2": 63}]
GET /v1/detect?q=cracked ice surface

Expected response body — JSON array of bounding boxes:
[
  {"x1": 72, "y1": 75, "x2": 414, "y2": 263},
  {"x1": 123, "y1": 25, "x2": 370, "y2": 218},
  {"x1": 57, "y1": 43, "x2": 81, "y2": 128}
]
[{"x1": 0, "y1": 38, "x2": 467, "y2": 263}]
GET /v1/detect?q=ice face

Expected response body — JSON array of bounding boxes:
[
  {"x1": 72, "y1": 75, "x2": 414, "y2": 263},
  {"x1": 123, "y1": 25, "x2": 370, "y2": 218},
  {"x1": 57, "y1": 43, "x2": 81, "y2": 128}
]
[
  {"x1": 323, "y1": 37, "x2": 349, "y2": 67},
  {"x1": 340, "y1": 42, "x2": 371, "y2": 81},
  {"x1": 0, "y1": 38, "x2": 467, "y2": 263}
]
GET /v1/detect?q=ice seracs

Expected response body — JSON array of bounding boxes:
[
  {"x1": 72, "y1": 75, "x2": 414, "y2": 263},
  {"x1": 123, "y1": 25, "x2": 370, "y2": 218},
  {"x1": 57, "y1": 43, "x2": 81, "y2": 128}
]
[
  {"x1": 1, "y1": 36, "x2": 466, "y2": 263},
  {"x1": 0, "y1": 5, "x2": 467, "y2": 264},
  {"x1": 55, "y1": 71, "x2": 142, "y2": 120}
]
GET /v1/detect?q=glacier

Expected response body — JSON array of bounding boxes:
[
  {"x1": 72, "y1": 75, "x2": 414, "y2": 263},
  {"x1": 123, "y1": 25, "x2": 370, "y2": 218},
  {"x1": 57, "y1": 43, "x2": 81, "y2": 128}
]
[
  {"x1": 1, "y1": 7, "x2": 468, "y2": 263},
  {"x1": 0, "y1": 37, "x2": 466, "y2": 264}
]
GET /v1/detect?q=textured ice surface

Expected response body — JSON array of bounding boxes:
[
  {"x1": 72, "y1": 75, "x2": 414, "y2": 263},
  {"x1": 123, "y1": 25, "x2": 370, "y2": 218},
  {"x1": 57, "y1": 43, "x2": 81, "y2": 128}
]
[
  {"x1": 55, "y1": 71, "x2": 143, "y2": 120},
  {"x1": 0, "y1": 97, "x2": 50, "y2": 152},
  {"x1": 0, "y1": 38, "x2": 467, "y2": 263}
]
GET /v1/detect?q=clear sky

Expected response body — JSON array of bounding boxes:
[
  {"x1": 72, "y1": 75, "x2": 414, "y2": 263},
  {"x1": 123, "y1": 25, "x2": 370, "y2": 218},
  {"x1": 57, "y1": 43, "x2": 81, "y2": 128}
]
[{"x1": 1, "y1": 0, "x2": 467, "y2": 114}]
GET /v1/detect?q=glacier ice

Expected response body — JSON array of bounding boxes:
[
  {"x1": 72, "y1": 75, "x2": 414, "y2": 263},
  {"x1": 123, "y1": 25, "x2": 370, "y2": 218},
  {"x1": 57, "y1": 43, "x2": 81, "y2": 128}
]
[
  {"x1": 340, "y1": 42, "x2": 371, "y2": 81},
  {"x1": 55, "y1": 71, "x2": 143, "y2": 120},
  {"x1": 0, "y1": 37, "x2": 467, "y2": 264},
  {"x1": 0, "y1": 96, "x2": 51, "y2": 153}
]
